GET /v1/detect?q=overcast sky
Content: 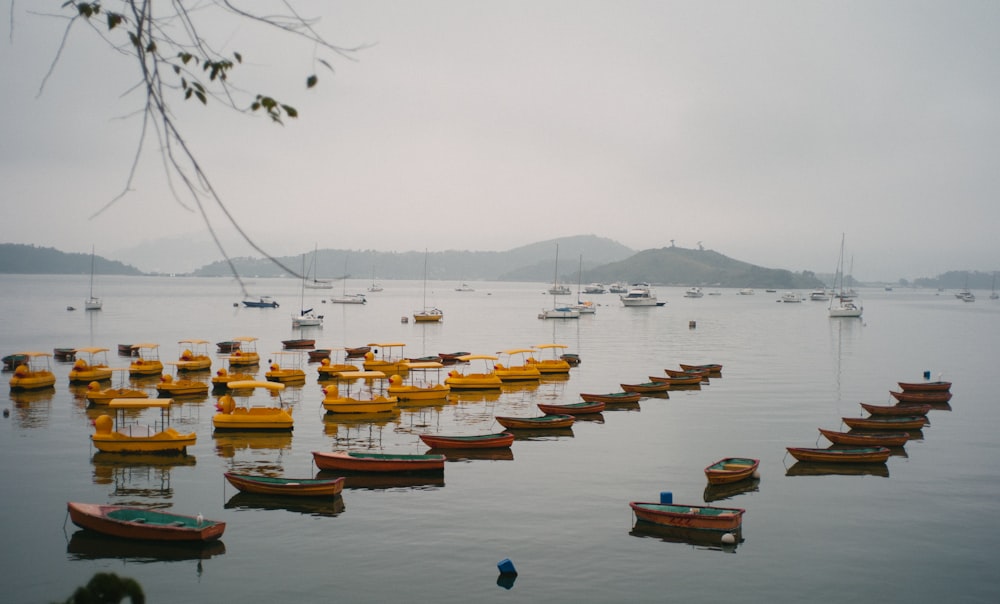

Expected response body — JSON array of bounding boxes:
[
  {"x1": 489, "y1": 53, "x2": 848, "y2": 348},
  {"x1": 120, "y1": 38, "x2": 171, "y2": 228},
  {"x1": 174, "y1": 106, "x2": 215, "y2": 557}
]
[{"x1": 2, "y1": 1, "x2": 998, "y2": 280}]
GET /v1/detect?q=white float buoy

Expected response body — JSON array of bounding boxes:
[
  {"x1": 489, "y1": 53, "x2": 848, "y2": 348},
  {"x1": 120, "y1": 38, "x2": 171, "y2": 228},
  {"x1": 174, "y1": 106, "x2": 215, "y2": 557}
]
[{"x1": 721, "y1": 532, "x2": 736, "y2": 544}]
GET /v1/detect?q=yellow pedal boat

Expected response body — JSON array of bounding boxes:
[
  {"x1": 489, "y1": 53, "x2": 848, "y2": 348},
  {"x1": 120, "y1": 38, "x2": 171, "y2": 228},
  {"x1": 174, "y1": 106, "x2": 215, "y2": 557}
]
[
  {"x1": 322, "y1": 371, "x2": 398, "y2": 413},
  {"x1": 91, "y1": 399, "x2": 196, "y2": 454},
  {"x1": 69, "y1": 347, "x2": 113, "y2": 383},
  {"x1": 444, "y1": 355, "x2": 502, "y2": 390},
  {"x1": 128, "y1": 343, "x2": 164, "y2": 376},
  {"x1": 213, "y1": 380, "x2": 293, "y2": 431},
  {"x1": 8, "y1": 352, "x2": 57, "y2": 390}
]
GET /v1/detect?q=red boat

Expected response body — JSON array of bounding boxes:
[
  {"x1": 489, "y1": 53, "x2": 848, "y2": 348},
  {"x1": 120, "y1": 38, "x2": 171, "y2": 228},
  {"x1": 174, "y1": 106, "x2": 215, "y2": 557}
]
[
  {"x1": 620, "y1": 381, "x2": 670, "y2": 394},
  {"x1": 704, "y1": 457, "x2": 760, "y2": 485},
  {"x1": 311, "y1": 450, "x2": 445, "y2": 473},
  {"x1": 344, "y1": 346, "x2": 371, "y2": 358},
  {"x1": 860, "y1": 402, "x2": 931, "y2": 416},
  {"x1": 648, "y1": 374, "x2": 703, "y2": 386},
  {"x1": 418, "y1": 432, "x2": 514, "y2": 449},
  {"x1": 537, "y1": 401, "x2": 605, "y2": 415},
  {"x1": 889, "y1": 390, "x2": 952, "y2": 404},
  {"x1": 282, "y1": 339, "x2": 315, "y2": 350},
  {"x1": 224, "y1": 473, "x2": 345, "y2": 497},
  {"x1": 495, "y1": 414, "x2": 575, "y2": 429},
  {"x1": 630, "y1": 501, "x2": 744, "y2": 531},
  {"x1": 898, "y1": 380, "x2": 951, "y2": 392},
  {"x1": 665, "y1": 368, "x2": 708, "y2": 379},
  {"x1": 818, "y1": 428, "x2": 910, "y2": 447},
  {"x1": 842, "y1": 415, "x2": 928, "y2": 431},
  {"x1": 67, "y1": 502, "x2": 225, "y2": 542},
  {"x1": 580, "y1": 392, "x2": 641, "y2": 404}
]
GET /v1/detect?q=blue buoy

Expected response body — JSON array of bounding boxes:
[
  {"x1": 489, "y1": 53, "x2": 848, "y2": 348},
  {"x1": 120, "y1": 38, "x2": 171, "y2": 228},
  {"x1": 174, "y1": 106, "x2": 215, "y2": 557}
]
[
  {"x1": 497, "y1": 558, "x2": 517, "y2": 576},
  {"x1": 923, "y1": 370, "x2": 931, "y2": 380},
  {"x1": 660, "y1": 491, "x2": 673, "y2": 504}
]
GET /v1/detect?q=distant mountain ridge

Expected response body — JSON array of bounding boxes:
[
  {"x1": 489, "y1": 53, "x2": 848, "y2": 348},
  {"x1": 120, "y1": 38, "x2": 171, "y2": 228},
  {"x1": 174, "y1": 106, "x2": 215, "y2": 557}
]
[
  {"x1": 0, "y1": 244, "x2": 142, "y2": 275},
  {"x1": 0, "y1": 237, "x2": 827, "y2": 288}
]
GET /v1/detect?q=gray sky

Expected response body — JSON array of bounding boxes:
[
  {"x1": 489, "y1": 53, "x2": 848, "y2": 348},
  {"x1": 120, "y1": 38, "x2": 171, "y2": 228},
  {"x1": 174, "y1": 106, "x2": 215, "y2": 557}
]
[{"x1": 2, "y1": 1, "x2": 999, "y2": 281}]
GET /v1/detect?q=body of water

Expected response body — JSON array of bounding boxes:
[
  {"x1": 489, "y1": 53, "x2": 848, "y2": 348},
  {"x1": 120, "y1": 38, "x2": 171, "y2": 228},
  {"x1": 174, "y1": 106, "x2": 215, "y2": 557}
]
[{"x1": 2, "y1": 275, "x2": 998, "y2": 603}]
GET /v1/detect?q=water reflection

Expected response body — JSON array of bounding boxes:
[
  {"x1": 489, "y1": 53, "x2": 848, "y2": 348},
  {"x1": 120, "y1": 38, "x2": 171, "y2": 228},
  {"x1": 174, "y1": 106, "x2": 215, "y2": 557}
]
[
  {"x1": 91, "y1": 452, "x2": 197, "y2": 500},
  {"x1": 8, "y1": 388, "x2": 55, "y2": 428},
  {"x1": 224, "y1": 492, "x2": 345, "y2": 517},
  {"x1": 67, "y1": 530, "x2": 226, "y2": 563},
  {"x1": 330, "y1": 471, "x2": 445, "y2": 491},
  {"x1": 510, "y1": 427, "x2": 574, "y2": 441},
  {"x1": 428, "y1": 448, "x2": 515, "y2": 462},
  {"x1": 785, "y1": 462, "x2": 889, "y2": 478},
  {"x1": 629, "y1": 522, "x2": 743, "y2": 553},
  {"x1": 703, "y1": 478, "x2": 760, "y2": 503}
]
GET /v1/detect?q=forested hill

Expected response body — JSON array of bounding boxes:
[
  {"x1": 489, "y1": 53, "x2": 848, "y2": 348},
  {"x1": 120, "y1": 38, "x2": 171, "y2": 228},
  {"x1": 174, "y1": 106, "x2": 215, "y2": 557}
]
[{"x1": 0, "y1": 244, "x2": 142, "y2": 275}]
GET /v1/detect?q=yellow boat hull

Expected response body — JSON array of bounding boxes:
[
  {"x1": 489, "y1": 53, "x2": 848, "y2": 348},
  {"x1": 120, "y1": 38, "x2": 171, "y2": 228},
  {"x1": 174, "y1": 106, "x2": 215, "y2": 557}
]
[
  {"x1": 322, "y1": 396, "x2": 398, "y2": 414},
  {"x1": 69, "y1": 367, "x2": 113, "y2": 383},
  {"x1": 387, "y1": 384, "x2": 451, "y2": 401},
  {"x1": 91, "y1": 428, "x2": 196, "y2": 454},
  {"x1": 444, "y1": 374, "x2": 502, "y2": 390},
  {"x1": 128, "y1": 361, "x2": 164, "y2": 376},
  {"x1": 213, "y1": 407, "x2": 294, "y2": 430},
  {"x1": 9, "y1": 372, "x2": 57, "y2": 390}
]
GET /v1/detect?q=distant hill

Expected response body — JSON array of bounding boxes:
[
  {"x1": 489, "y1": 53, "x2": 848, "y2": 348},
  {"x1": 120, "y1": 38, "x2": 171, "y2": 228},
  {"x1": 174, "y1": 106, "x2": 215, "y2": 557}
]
[
  {"x1": 584, "y1": 246, "x2": 825, "y2": 289},
  {"x1": 0, "y1": 244, "x2": 143, "y2": 275}
]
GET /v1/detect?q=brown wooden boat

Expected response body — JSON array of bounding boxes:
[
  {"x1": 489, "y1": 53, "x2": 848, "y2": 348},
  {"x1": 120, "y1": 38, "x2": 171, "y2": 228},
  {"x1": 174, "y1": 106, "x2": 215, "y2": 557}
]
[
  {"x1": 418, "y1": 432, "x2": 514, "y2": 449},
  {"x1": 704, "y1": 458, "x2": 760, "y2": 485},
  {"x1": 898, "y1": 380, "x2": 951, "y2": 392},
  {"x1": 620, "y1": 381, "x2": 671, "y2": 394},
  {"x1": 344, "y1": 346, "x2": 371, "y2": 358},
  {"x1": 842, "y1": 415, "x2": 928, "y2": 431},
  {"x1": 630, "y1": 501, "x2": 744, "y2": 531},
  {"x1": 680, "y1": 363, "x2": 722, "y2": 376},
  {"x1": 223, "y1": 473, "x2": 345, "y2": 497},
  {"x1": 437, "y1": 352, "x2": 471, "y2": 364},
  {"x1": 537, "y1": 401, "x2": 605, "y2": 415},
  {"x1": 818, "y1": 428, "x2": 911, "y2": 447},
  {"x1": 580, "y1": 392, "x2": 641, "y2": 404},
  {"x1": 786, "y1": 446, "x2": 891, "y2": 463},
  {"x1": 282, "y1": 339, "x2": 315, "y2": 350},
  {"x1": 860, "y1": 402, "x2": 931, "y2": 417},
  {"x1": 307, "y1": 349, "x2": 332, "y2": 362},
  {"x1": 664, "y1": 368, "x2": 708, "y2": 379},
  {"x1": 311, "y1": 450, "x2": 445, "y2": 473},
  {"x1": 648, "y1": 374, "x2": 703, "y2": 386},
  {"x1": 889, "y1": 390, "x2": 952, "y2": 404},
  {"x1": 495, "y1": 414, "x2": 575, "y2": 429},
  {"x1": 67, "y1": 502, "x2": 225, "y2": 542}
]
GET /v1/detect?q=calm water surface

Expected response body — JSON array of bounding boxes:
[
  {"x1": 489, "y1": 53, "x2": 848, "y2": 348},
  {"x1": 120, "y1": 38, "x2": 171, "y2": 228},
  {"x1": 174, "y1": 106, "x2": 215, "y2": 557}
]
[{"x1": 1, "y1": 275, "x2": 998, "y2": 603}]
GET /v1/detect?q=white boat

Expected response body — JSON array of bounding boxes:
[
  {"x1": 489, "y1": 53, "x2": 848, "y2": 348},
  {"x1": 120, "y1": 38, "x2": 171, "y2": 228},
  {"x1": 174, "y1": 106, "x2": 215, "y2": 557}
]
[
  {"x1": 608, "y1": 282, "x2": 628, "y2": 294},
  {"x1": 293, "y1": 253, "x2": 323, "y2": 327},
  {"x1": 540, "y1": 245, "x2": 580, "y2": 319},
  {"x1": 781, "y1": 292, "x2": 803, "y2": 303},
  {"x1": 621, "y1": 283, "x2": 662, "y2": 307},
  {"x1": 303, "y1": 245, "x2": 334, "y2": 289},
  {"x1": 84, "y1": 246, "x2": 102, "y2": 311},
  {"x1": 583, "y1": 283, "x2": 606, "y2": 294},
  {"x1": 455, "y1": 283, "x2": 475, "y2": 292},
  {"x1": 957, "y1": 290, "x2": 976, "y2": 303},
  {"x1": 828, "y1": 234, "x2": 863, "y2": 318},
  {"x1": 738, "y1": 288, "x2": 755, "y2": 295},
  {"x1": 570, "y1": 254, "x2": 596, "y2": 314},
  {"x1": 809, "y1": 289, "x2": 830, "y2": 301},
  {"x1": 330, "y1": 293, "x2": 367, "y2": 305},
  {"x1": 414, "y1": 249, "x2": 443, "y2": 322},
  {"x1": 684, "y1": 287, "x2": 704, "y2": 298},
  {"x1": 368, "y1": 267, "x2": 384, "y2": 292}
]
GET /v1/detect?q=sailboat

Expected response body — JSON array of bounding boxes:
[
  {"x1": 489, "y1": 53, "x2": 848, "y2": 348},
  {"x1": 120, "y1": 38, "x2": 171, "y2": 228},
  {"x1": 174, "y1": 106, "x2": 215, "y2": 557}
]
[
  {"x1": 829, "y1": 234, "x2": 863, "y2": 318},
  {"x1": 331, "y1": 253, "x2": 366, "y2": 304},
  {"x1": 991, "y1": 272, "x2": 998, "y2": 300},
  {"x1": 368, "y1": 266, "x2": 384, "y2": 293},
  {"x1": 414, "y1": 249, "x2": 443, "y2": 322},
  {"x1": 570, "y1": 254, "x2": 595, "y2": 314},
  {"x1": 292, "y1": 253, "x2": 323, "y2": 327},
  {"x1": 539, "y1": 244, "x2": 580, "y2": 319},
  {"x1": 85, "y1": 246, "x2": 102, "y2": 311},
  {"x1": 304, "y1": 245, "x2": 333, "y2": 289}
]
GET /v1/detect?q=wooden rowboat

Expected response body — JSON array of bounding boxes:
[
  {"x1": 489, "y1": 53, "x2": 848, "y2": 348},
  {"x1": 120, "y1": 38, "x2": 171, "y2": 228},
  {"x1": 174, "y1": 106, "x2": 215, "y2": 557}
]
[
  {"x1": 537, "y1": 401, "x2": 605, "y2": 415},
  {"x1": 580, "y1": 392, "x2": 641, "y2": 404},
  {"x1": 223, "y1": 472, "x2": 345, "y2": 497},
  {"x1": 344, "y1": 346, "x2": 371, "y2": 358},
  {"x1": 842, "y1": 415, "x2": 928, "y2": 431},
  {"x1": 860, "y1": 402, "x2": 931, "y2": 417},
  {"x1": 648, "y1": 374, "x2": 703, "y2": 386},
  {"x1": 418, "y1": 432, "x2": 514, "y2": 449},
  {"x1": 495, "y1": 414, "x2": 575, "y2": 429},
  {"x1": 898, "y1": 380, "x2": 951, "y2": 392},
  {"x1": 818, "y1": 428, "x2": 911, "y2": 447},
  {"x1": 620, "y1": 381, "x2": 670, "y2": 394},
  {"x1": 889, "y1": 390, "x2": 952, "y2": 404},
  {"x1": 786, "y1": 446, "x2": 891, "y2": 463},
  {"x1": 704, "y1": 457, "x2": 760, "y2": 485},
  {"x1": 680, "y1": 363, "x2": 723, "y2": 376},
  {"x1": 281, "y1": 339, "x2": 315, "y2": 350},
  {"x1": 67, "y1": 502, "x2": 225, "y2": 542},
  {"x1": 312, "y1": 450, "x2": 445, "y2": 473},
  {"x1": 664, "y1": 368, "x2": 707, "y2": 379},
  {"x1": 629, "y1": 502, "x2": 744, "y2": 532},
  {"x1": 307, "y1": 349, "x2": 332, "y2": 362}
]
